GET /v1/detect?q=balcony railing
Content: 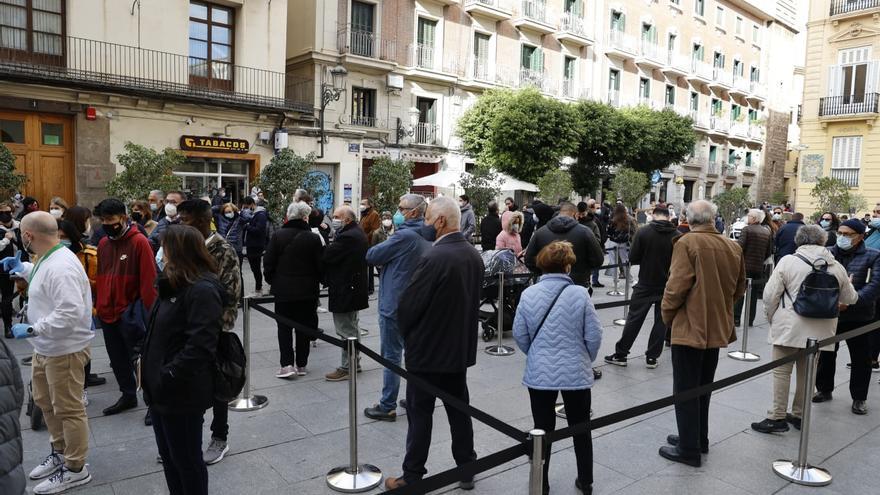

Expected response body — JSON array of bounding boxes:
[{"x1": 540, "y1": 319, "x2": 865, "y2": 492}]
[
  {"x1": 408, "y1": 43, "x2": 436, "y2": 70},
  {"x1": 666, "y1": 51, "x2": 691, "y2": 72},
  {"x1": 608, "y1": 89, "x2": 620, "y2": 107},
  {"x1": 748, "y1": 124, "x2": 765, "y2": 140},
  {"x1": 337, "y1": 26, "x2": 397, "y2": 62},
  {"x1": 607, "y1": 30, "x2": 636, "y2": 54},
  {"x1": 341, "y1": 114, "x2": 386, "y2": 128},
  {"x1": 690, "y1": 110, "x2": 709, "y2": 128},
  {"x1": 519, "y1": 0, "x2": 549, "y2": 23},
  {"x1": 733, "y1": 76, "x2": 751, "y2": 93},
  {"x1": 691, "y1": 60, "x2": 714, "y2": 80},
  {"x1": 724, "y1": 164, "x2": 738, "y2": 177},
  {"x1": 559, "y1": 12, "x2": 591, "y2": 39},
  {"x1": 638, "y1": 41, "x2": 664, "y2": 64},
  {"x1": 710, "y1": 116, "x2": 730, "y2": 133},
  {"x1": 712, "y1": 67, "x2": 733, "y2": 87},
  {"x1": 707, "y1": 161, "x2": 719, "y2": 176},
  {"x1": 730, "y1": 122, "x2": 749, "y2": 137},
  {"x1": 830, "y1": 0, "x2": 880, "y2": 16},
  {"x1": 414, "y1": 122, "x2": 440, "y2": 145},
  {"x1": 561, "y1": 78, "x2": 575, "y2": 98},
  {"x1": 471, "y1": 57, "x2": 491, "y2": 81},
  {"x1": 750, "y1": 80, "x2": 767, "y2": 97},
  {"x1": 519, "y1": 67, "x2": 549, "y2": 91},
  {"x1": 831, "y1": 168, "x2": 860, "y2": 187},
  {"x1": 0, "y1": 35, "x2": 311, "y2": 113},
  {"x1": 819, "y1": 93, "x2": 880, "y2": 116}
]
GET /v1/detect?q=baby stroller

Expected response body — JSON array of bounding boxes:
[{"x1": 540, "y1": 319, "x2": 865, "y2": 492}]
[{"x1": 479, "y1": 249, "x2": 532, "y2": 342}]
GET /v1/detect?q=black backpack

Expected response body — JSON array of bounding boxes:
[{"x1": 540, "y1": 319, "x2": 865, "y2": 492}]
[
  {"x1": 214, "y1": 331, "x2": 247, "y2": 402},
  {"x1": 783, "y1": 254, "x2": 840, "y2": 319}
]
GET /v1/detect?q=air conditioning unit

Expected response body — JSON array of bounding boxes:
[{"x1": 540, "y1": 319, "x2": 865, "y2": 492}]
[{"x1": 387, "y1": 74, "x2": 404, "y2": 91}]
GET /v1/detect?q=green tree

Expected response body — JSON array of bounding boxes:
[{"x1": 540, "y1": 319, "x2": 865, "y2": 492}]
[
  {"x1": 0, "y1": 143, "x2": 25, "y2": 201},
  {"x1": 537, "y1": 168, "x2": 573, "y2": 204},
  {"x1": 366, "y1": 156, "x2": 413, "y2": 214},
  {"x1": 457, "y1": 88, "x2": 582, "y2": 183},
  {"x1": 459, "y1": 166, "x2": 501, "y2": 219},
  {"x1": 610, "y1": 167, "x2": 650, "y2": 210},
  {"x1": 569, "y1": 101, "x2": 632, "y2": 196},
  {"x1": 810, "y1": 177, "x2": 867, "y2": 216},
  {"x1": 620, "y1": 107, "x2": 697, "y2": 174},
  {"x1": 769, "y1": 191, "x2": 788, "y2": 206},
  {"x1": 713, "y1": 187, "x2": 752, "y2": 233},
  {"x1": 255, "y1": 148, "x2": 315, "y2": 221},
  {"x1": 105, "y1": 142, "x2": 183, "y2": 202}
]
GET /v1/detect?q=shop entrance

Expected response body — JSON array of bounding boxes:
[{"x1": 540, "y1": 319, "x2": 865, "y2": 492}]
[{"x1": 176, "y1": 153, "x2": 258, "y2": 205}]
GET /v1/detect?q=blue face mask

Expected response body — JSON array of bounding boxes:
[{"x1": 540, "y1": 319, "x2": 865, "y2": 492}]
[
  {"x1": 819, "y1": 220, "x2": 831, "y2": 229},
  {"x1": 392, "y1": 211, "x2": 405, "y2": 227},
  {"x1": 836, "y1": 235, "x2": 853, "y2": 251},
  {"x1": 870, "y1": 218, "x2": 880, "y2": 229},
  {"x1": 155, "y1": 246, "x2": 166, "y2": 272}
]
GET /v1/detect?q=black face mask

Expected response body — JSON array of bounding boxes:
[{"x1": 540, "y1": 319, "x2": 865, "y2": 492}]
[
  {"x1": 104, "y1": 222, "x2": 125, "y2": 239},
  {"x1": 0, "y1": 212, "x2": 11, "y2": 224},
  {"x1": 130, "y1": 211, "x2": 144, "y2": 224}
]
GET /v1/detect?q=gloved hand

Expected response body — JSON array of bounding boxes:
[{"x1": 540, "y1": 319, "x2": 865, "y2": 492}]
[
  {"x1": 1, "y1": 251, "x2": 22, "y2": 275},
  {"x1": 11, "y1": 323, "x2": 34, "y2": 339}
]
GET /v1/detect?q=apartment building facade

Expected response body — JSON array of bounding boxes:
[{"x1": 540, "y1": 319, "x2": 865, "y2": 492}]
[
  {"x1": 0, "y1": 0, "x2": 311, "y2": 208},
  {"x1": 794, "y1": 0, "x2": 880, "y2": 216}
]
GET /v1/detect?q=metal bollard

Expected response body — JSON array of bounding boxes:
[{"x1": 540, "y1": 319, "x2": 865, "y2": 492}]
[
  {"x1": 528, "y1": 429, "x2": 546, "y2": 495},
  {"x1": 607, "y1": 246, "x2": 624, "y2": 296},
  {"x1": 728, "y1": 278, "x2": 760, "y2": 361},
  {"x1": 327, "y1": 338, "x2": 383, "y2": 492},
  {"x1": 485, "y1": 271, "x2": 515, "y2": 356},
  {"x1": 614, "y1": 261, "x2": 632, "y2": 326},
  {"x1": 229, "y1": 296, "x2": 269, "y2": 412},
  {"x1": 772, "y1": 338, "x2": 832, "y2": 486}
]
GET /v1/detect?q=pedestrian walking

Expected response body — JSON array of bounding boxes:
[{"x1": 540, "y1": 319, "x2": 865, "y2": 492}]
[
  {"x1": 480, "y1": 201, "x2": 502, "y2": 252},
  {"x1": 514, "y1": 241, "x2": 601, "y2": 495},
  {"x1": 241, "y1": 196, "x2": 268, "y2": 296},
  {"x1": 459, "y1": 195, "x2": 476, "y2": 243},
  {"x1": 384, "y1": 197, "x2": 482, "y2": 491},
  {"x1": 659, "y1": 200, "x2": 746, "y2": 467},
  {"x1": 525, "y1": 202, "x2": 604, "y2": 287},
  {"x1": 734, "y1": 209, "x2": 774, "y2": 328},
  {"x1": 0, "y1": 336, "x2": 25, "y2": 495}
]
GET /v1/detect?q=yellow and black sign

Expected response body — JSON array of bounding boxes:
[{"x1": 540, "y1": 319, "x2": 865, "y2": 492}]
[{"x1": 180, "y1": 135, "x2": 250, "y2": 153}]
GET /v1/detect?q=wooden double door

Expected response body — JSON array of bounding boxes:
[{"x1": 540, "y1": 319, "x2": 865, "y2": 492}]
[{"x1": 0, "y1": 110, "x2": 75, "y2": 209}]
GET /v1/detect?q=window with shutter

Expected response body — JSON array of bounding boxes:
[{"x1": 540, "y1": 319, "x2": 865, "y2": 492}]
[
  {"x1": 417, "y1": 18, "x2": 436, "y2": 69},
  {"x1": 831, "y1": 136, "x2": 863, "y2": 186}
]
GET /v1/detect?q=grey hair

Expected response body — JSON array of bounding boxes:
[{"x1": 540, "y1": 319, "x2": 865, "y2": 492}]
[
  {"x1": 428, "y1": 196, "x2": 461, "y2": 227},
  {"x1": 400, "y1": 193, "x2": 427, "y2": 217},
  {"x1": 686, "y1": 200, "x2": 717, "y2": 226},
  {"x1": 335, "y1": 205, "x2": 357, "y2": 223},
  {"x1": 149, "y1": 189, "x2": 164, "y2": 199},
  {"x1": 795, "y1": 224, "x2": 828, "y2": 247},
  {"x1": 747, "y1": 208, "x2": 765, "y2": 224},
  {"x1": 286, "y1": 201, "x2": 312, "y2": 221}
]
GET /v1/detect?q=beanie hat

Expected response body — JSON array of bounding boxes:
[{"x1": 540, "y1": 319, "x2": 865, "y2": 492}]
[{"x1": 841, "y1": 218, "x2": 866, "y2": 235}]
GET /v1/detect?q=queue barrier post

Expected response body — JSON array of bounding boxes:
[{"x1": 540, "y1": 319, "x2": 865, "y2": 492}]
[
  {"x1": 607, "y1": 246, "x2": 624, "y2": 296},
  {"x1": 728, "y1": 278, "x2": 760, "y2": 362},
  {"x1": 614, "y1": 261, "x2": 631, "y2": 326},
  {"x1": 485, "y1": 271, "x2": 516, "y2": 357},
  {"x1": 772, "y1": 338, "x2": 832, "y2": 486},
  {"x1": 528, "y1": 429, "x2": 546, "y2": 495},
  {"x1": 327, "y1": 337, "x2": 383, "y2": 492},
  {"x1": 229, "y1": 296, "x2": 269, "y2": 412}
]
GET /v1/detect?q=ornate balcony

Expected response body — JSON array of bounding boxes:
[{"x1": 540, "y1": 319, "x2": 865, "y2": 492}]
[
  {"x1": 830, "y1": 0, "x2": 880, "y2": 16},
  {"x1": 606, "y1": 30, "x2": 637, "y2": 59},
  {"x1": 663, "y1": 52, "x2": 691, "y2": 78},
  {"x1": 337, "y1": 26, "x2": 398, "y2": 72},
  {"x1": 819, "y1": 93, "x2": 880, "y2": 119},
  {"x1": 464, "y1": 0, "x2": 513, "y2": 21},
  {"x1": 555, "y1": 13, "x2": 594, "y2": 46},
  {"x1": 414, "y1": 122, "x2": 440, "y2": 145},
  {"x1": 513, "y1": 0, "x2": 556, "y2": 35},
  {"x1": 636, "y1": 41, "x2": 665, "y2": 69}
]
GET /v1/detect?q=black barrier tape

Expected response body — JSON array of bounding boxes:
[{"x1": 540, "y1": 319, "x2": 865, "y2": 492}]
[
  {"x1": 249, "y1": 302, "x2": 339, "y2": 347},
  {"x1": 593, "y1": 295, "x2": 663, "y2": 311}
]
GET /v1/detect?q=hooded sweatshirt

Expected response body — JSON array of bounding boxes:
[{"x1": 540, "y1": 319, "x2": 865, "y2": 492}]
[
  {"x1": 459, "y1": 203, "x2": 476, "y2": 242},
  {"x1": 524, "y1": 215, "x2": 604, "y2": 285},
  {"x1": 629, "y1": 220, "x2": 680, "y2": 289},
  {"x1": 96, "y1": 225, "x2": 158, "y2": 324}
]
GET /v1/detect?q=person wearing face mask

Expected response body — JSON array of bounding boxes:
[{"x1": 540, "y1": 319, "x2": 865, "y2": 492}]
[
  {"x1": 1, "y1": 212, "x2": 94, "y2": 494},
  {"x1": 363, "y1": 194, "x2": 431, "y2": 422},
  {"x1": 372, "y1": 211, "x2": 394, "y2": 246},
  {"x1": 358, "y1": 199, "x2": 380, "y2": 295},
  {"x1": 130, "y1": 200, "x2": 158, "y2": 237},
  {"x1": 495, "y1": 210, "x2": 524, "y2": 254},
  {"x1": 863, "y1": 204, "x2": 880, "y2": 251},
  {"x1": 240, "y1": 196, "x2": 268, "y2": 296},
  {"x1": 458, "y1": 195, "x2": 476, "y2": 243},
  {"x1": 773, "y1": 212, "x2": 805, "y2": 264},
  {"x1": 217, "y1": 204, "x2": 244, "y2": 297},
  {"x1": 770, "y1": 208, "x2": 785, "y2": 230},
  {"x1": 48, "y1": 197, "x2": 69, "y2": 220},
  {"x1": 323, "y1": 206, "x2": 369, "y2": 382},
  {"x1": 0, "y1": 202, "x2": 26, "y2": 339},
  {"x1": 813, "y1": 219, "x2": 880, "y2": 415},
  {"x1": 818, "y1": 211, "x2": 840, "y2": 248},
  {"x1": 148, "y1": 190, "x2": 165, "y2": 221},
  {"x1": 93, "y1": 199, "x2": 158, "y2": 420},
  {"x1": 148, "y1": 191, "x2": 186, "y2": 253}
]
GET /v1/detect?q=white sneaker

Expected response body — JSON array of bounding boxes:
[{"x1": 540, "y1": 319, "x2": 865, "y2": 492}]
[
  {"x1": 34, "y1": 465, "x2": 92, "y2": 494},
  {"x1": 82, "y1": 390, "x2": 89, "y2": 407},
  {"x1": 296, "y1": 366, "x2": 308, "y2": 376},
  {"x1": 275, "y1": 365, "x2": 296, "y2": 379},
  {"x1": 29, "y1": 452, "x2": 64, "y2": 480}
]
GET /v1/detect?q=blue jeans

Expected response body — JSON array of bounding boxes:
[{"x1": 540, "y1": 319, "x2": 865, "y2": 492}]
[
  {"x1": 379, "y1": 314, "x2": 405, "y2": 412},
  {"x1": 591, "y1": 268, "x2": 600, "y2": 284}
]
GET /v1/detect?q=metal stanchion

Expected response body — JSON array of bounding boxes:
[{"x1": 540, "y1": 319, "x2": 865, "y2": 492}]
[
  {"x1": 229, "y1": 296, "x2": 269, "y2": 412},
  {"x1": 528, "y1": 429, "x2": 545, "y2": 495},
  {"x1": 772, "y1": 338, "x2": 832, "y2": 486},
  {"x1": 607, "y1": 246, "x2": 624, "y2": 296},
  {"x1": 614, "y1": 261, "x2": 631, "y2": 326},
  {"x1": 327, "y1": 337, "x2": 383, "y2": 492},
  {"x1": 485, "y1": 271, "x2": 515, "y2": 356},
  {"x1": 728, "y1": 278, "x2": 760, "y2": 361}
]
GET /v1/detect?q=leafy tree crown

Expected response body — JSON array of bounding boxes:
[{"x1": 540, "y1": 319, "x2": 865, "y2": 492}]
[
  {"x1": 365, "y1": 157, "x2": 414, "y2": 214},
  {"x1": 0, "y1": 143, "x2": 26, "y2": 201},
  {"x1": 105, "y1": 142, "x2": 183, "y2": 202}
]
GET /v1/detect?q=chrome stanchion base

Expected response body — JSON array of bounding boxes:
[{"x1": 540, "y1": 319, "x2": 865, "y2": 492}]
[
  {"x1": 728, "y1": 351, "x2": 761, "y2": 362},
  {"x1": 485, "y1": 345, "x2": 516, "y2": 356},
  {"x1": 326, "y1": 464, "x2": 383, "y2": 493},
  {"x1": 613, "y1": 318, "x2": 627, "y2": 326},
  {"x1": 228, "y1": 394, "x2": 269, "y2": 412},
  {"x1": 360, "y1": 328, "x2": 369, "y2": 336},
  {"x1": 555, "y1": 403, "x2": 566, "y2": 419},
  {"x1": 607, "y1": 290, "x2": 624, "y2": 296},
  {"x1": 772, "y1": 461, "x2": 832, "y2": 486}
]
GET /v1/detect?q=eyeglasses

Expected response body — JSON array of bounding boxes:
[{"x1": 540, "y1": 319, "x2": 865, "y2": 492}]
[{"x1": 837, "y1": 231, "x2": 860, "y2": 238}]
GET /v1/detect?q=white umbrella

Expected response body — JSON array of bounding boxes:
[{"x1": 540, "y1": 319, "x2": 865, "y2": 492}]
[
  {"x1": 411, "y1": 170, "x2": 472, "y2": 188},
  {"x1": 497, "y1": 172, "x2": 539, "y2": 192}
]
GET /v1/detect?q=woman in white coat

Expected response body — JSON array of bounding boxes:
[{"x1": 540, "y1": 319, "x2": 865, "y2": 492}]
[{"x1": 752, "y1": 224, "x2": 858, "y2": 433}]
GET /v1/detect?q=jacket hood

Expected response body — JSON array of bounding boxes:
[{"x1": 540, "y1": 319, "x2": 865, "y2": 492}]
[
  {"x1": 460, "y1": 203, "x2": 473, "y2": 213},
  {"x1": 547, "y1": 215, "x2": 577, "y2": 233},
  {"x1": 254, "y1": 206, "x2": 266, "y2": 214},
  {"x1": 649, "y1": 220, "x2": 677, "y2": 233}
]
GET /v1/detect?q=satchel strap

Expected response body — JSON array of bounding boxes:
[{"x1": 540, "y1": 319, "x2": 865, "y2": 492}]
[{"x1": 533, "y1": 283, "x2": 571, "y2": 341}]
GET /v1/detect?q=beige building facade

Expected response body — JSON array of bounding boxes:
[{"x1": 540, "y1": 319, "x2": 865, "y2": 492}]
[{"x1": 794, "y1": 0, "x2": 880, "y2": 216}]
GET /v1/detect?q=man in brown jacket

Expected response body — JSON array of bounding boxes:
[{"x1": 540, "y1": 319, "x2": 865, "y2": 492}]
[
  {"x1": 359, "y1": 198, "x2": 380, "y2": 294},
  {"x1": 659, "y1": 200, "x2": 746, "y2": 467}
]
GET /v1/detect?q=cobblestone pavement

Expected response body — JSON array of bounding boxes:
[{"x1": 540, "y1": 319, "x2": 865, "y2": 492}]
[{"x1": 11, "y1": 263, "x2": 880, "y2": 494}]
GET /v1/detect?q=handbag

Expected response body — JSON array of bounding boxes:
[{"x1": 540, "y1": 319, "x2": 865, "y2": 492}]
[{"x1": 533, "y1": 283, "x2": 571, "y2": 341}]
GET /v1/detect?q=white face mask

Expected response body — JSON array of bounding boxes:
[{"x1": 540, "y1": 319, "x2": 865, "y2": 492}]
[
  {"x1": 382, "y1": 219, "x2": 392, "y2": 228},
  {"x1": 149, "y1": 203, "x2": 159, "y2": 212},
  {"x1": 224, "y1": 212, "x2": 235, "y2": 219},
  {"x1": 165, "y1": 203, "x2": 177, "y2": 218},
  {"x1": 49, "y1": 208, "x2": 63, "y2": 218}
]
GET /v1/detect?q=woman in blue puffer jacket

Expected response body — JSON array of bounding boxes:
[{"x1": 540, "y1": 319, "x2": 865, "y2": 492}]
[{"x1": 513, "y1": 241, "x2": 602, "y2": 495}]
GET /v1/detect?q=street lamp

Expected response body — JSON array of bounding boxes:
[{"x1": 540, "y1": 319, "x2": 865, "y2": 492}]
[
  {"x1": 395, "y1": 106, "x2": 421, "y2": 144},
  {"x1": 318, "y1": 64, "x2": 348, "y2": 158}
]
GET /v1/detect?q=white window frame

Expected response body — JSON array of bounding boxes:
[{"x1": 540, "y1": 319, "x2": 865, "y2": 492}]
[
  {"x1": 831, "y1": 135, "x2": 863, "y2": 186},
  {"x1": 715, "y1": 6, "x2": 724, "y2": 28},
  {"x1": 735, "y1": 16, "x2": 743, "y2": 36}
]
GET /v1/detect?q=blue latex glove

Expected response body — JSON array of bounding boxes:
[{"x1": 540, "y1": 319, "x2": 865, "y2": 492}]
[
  {"x1": 1, "y1": 251, "x2": 22, "y2": 275},
  {"x1": 11, "y1": 323, "x2": 34, "y2": 339}
]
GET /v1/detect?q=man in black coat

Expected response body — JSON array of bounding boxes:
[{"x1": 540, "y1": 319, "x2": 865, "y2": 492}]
[
  {"x1": 322, "y1": 206, "x2": 369, "y2": 382},
  {"x1": 0, "y1": 338, "x2": 24, "y2": 495},
  {"x1": 524, "y1": 202, "x2": 604, "y2": 287},
  {"x1": 384, "y1": 197, "x2": 483, "y2": 491},
  {"x1": 531, "y1": 199, "x2": 555, "y2": 229},
  {"x1": 773, "y1": 212, "x2": 804, "y2": 263},
  {"x1": 479, "y1": 201, "x2": 502, "y2": 251}
]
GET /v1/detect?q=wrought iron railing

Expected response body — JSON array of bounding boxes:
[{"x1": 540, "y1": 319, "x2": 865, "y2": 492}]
[
  {"x1": 519, "y1": 0, "x2": 549, "y2": 23},
  {"x1": 830, "y1": 0, "x2": 880, "y2": 16},
  {"x1": 707, "y1": 161, "x2": 719, "y2": 175},
  {"x1": 819, "y1": 93, "x2": 880, "y2": 116},
  {"x1": 337, "y1": 26, "x2": 397, "y2": 61},
  {"x1": 0, "y1": 35, "x2": 312, "y2": 113},
  {"x1": 607, "y1": 89, "x2": 620, "y2": 107},
  {"x1": 831, "y1": 168, "x2": 860, "y2": 187},
  {"x1": 559, "y1": 13, "x2": 591, "y2": 39},
  {"x1": 408, "y1": 43, "x2": 436, "y2": 70},
  {"x1": 414, "y1": 122, "x2": 440, "y2": 145},
  {"x1": 607, "y1": 29, "x2": 636, "y2": 54},
  {"x1": 341, "y1": 114, "x2": 386, "y2": 128},
  {"x1": 471, "y1": 57, "x2": 491, "y2": 81}
]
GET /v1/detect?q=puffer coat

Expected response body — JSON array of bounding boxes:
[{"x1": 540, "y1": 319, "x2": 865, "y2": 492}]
[{"x1": 0, "y1": 339, "x2": 24, "y2": 495}]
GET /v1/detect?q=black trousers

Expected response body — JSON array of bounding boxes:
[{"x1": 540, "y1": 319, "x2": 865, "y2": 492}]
[
  {"x1": 275, "y1": 299, "x2": 316, "y2": 368},
  {"x1": 671, "y1": 346, "x2": 719, "y2": 457},
  {"x1": 367, "y1": 265, "x2": 375, "y2": 293},
  {"x1": 528, "y1": 388, "x2": 592, "y2": 489},
  {"x1": 210, "y1": 399, "x2": 228, "y2": 441},
  {"x1": 870, "y1": 328, "x2": 880, "y2": 363},
  {"x1": 101, "y1": 319, "x2": 138, "y2": 397},
  {"x1": 246, "y1": 247, "x2": 264, "y2": 291},
  {"x1": 237, "y1": 254, "x2": 245, "y2": 300},
  {"x1": 733, "y1": 272, "x2": 763, "y2": 326},
  {"x1": 816, "y1": 321, "x2": 874, "y2": 400},
  {"x1": 152, "y1": 411, "x2": 208, "y2": 495},
  {"x1": 403, "y1": 371, "x2": 476, "y2": 483},
  {"x1": 614, "y1": 285, "x2": 666, "y2": 359},
  {"x1": 0, "y1": 274, "x2": 12, "y2": 331}
]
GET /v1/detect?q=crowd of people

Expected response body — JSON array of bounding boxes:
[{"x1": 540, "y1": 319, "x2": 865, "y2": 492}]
[{"x1": 1, "y1": 185, "x2": 879, "y2": 495}]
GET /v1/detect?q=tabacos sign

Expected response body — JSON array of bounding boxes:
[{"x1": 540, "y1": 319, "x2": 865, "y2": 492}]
[{"x1": 180, "y1": 135, "x2": 249, "y2": 153}]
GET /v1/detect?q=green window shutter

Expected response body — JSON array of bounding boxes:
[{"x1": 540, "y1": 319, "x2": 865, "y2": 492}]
[
  {"x1": 535, "y1": 48, "x2": 544, "y2": 72},
  {"x1": 521, "y1": 45, "x2": 529, "y2": 69}
]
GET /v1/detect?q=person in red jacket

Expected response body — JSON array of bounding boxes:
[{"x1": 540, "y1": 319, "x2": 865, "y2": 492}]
[{"x1": 93, "y1": 198, "x2": 157, "y2": 420}]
